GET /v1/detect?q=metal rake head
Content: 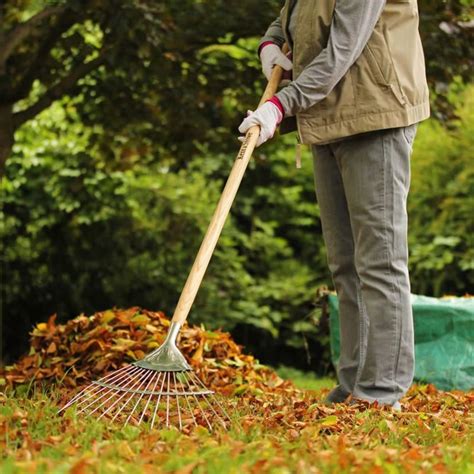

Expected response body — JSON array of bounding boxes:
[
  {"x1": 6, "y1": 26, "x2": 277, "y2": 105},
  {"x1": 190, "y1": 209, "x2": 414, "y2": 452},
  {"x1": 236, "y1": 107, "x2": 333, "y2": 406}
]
[{"x1": 59, "y1": 364, "x2": 231, "y2": 431}]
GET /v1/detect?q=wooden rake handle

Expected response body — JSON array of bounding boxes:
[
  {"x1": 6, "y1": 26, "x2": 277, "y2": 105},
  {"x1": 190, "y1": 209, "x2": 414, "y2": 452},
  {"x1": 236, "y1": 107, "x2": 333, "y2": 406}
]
[{"x1": 171, "y1": 47, "x2": 288, "y2": 325}]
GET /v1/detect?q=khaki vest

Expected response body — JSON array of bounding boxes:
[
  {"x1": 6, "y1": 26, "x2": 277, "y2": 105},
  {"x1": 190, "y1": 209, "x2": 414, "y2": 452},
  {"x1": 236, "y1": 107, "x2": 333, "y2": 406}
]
[{"x1": 280, "y1": 0, "x2": 430, "y2": 144}]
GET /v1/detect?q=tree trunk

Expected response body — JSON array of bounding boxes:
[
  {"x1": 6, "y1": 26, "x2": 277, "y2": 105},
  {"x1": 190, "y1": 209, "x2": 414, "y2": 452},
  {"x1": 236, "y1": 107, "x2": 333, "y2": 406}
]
[{"x1": 0, "y1": 104, "x2": 14, "y2": 177}]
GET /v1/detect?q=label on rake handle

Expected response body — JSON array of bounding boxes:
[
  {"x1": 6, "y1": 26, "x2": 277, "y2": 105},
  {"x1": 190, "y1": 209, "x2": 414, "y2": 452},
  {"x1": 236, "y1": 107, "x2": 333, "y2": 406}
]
[{"x1": 237, "y1": 130, "x2": 258, "y2": 160}]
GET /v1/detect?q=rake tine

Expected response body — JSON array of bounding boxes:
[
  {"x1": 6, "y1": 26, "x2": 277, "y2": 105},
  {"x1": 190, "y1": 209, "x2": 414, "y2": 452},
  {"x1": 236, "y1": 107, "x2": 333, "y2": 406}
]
[
  {"x1": 106, "y1": 370, "x2": 155, "y2": 422},
  {"x1": 178, "y1": 372, "x2": 198, "y2": 427},
  {"x1": 86, "y1": 365, "x2": 142, "y2": 400},
  {"x1": 59, "y1": 384, "x2": 97, "y2": 413},
  {"x1": 87, "y1": 367, "x2": 147, "y2": 418},
  {"x1": 124, "y1": 370, "x2": 157, "y2": 426},
  {"x1": 206, "y1": 392, "x2": 232, "y2": 425},
  {"x1": 188, "y1": 372, "x2": 232, "y2": 426},
  {"x1": 77, "y1": 366, "x2": 143, "y2": 409},
  {"x1": 184, "y1": 373, "x2": 212, "y2": 431},
  {"x1": 75, "y1": 385, "x2": 113, "y2": 416},
  {"x1": 188, "y1": 372, "x2": 214, "y2": 393},
  {"x1": 138, "y1": 372, "x2": 162, "y2": 426},
  {"x1": 198, "y1": 391, "x2": 228, "y2": 430},
  {"x1": 76, "y1": 367, "x2": 144, "y2": 415},
  {"x1": 95, "y1": 364, "x2": 132, "y2": 385},
  {"x1": 59, "y1": 365, "x2": 133, "y2": 413},
  {"x1": 151, "y1": 372, "x2": 167, "y2": 430},
  {"x1": 173, "y1": 372, "x2": 183, "y2": 431},
  {"x1": 165, "y1": 372, "x2": 171, "y2": 428}
]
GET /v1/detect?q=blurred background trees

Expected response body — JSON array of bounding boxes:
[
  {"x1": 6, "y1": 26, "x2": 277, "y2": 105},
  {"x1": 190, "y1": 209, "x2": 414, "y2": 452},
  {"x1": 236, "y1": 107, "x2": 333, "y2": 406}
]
[
  {"x1": 0, "y1": 0, "x2": 278, "y2": 173},
  {"x1": 1, "y1": 0, "x2": 473, "y2": 366}
]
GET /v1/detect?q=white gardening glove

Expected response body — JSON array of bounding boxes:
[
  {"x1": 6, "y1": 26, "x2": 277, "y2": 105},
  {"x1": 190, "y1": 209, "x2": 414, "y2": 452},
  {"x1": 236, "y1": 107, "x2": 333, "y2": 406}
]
[
  {"x1": 238, "y1": 101, "x2": 283, "y2": 147},
  {"x1": 260, "y1": 43, "x2": 292, "y2": 81}
]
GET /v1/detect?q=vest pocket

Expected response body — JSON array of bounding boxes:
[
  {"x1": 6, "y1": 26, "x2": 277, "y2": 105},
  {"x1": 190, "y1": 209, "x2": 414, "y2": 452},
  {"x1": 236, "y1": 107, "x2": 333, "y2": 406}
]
[
  {"x1": 364, "y1": 45, "x2": 390, "y2": 87},
  {"x1": 359, "y1": 30, "x2": 407, "y2": 107},
  {"x1": 381, "y1": 26, "x2": 408, "y2": 106}
]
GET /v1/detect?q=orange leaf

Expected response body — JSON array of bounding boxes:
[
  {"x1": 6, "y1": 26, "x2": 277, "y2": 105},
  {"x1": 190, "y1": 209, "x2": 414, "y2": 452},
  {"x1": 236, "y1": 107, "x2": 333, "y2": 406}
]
[{"x1": 46, "y1": 342, "x2": 57, "y2": 354}]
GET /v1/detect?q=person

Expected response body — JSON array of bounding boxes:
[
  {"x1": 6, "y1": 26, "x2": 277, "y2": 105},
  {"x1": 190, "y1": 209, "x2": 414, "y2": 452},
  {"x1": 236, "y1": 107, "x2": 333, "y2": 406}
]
[{"x1": 238, "y1": 0, "x2": 430, "y2": 410}]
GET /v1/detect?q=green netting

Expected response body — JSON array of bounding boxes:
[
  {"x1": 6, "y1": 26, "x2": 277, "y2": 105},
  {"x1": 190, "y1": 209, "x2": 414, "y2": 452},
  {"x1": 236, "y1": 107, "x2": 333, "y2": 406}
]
[{"x1": 328, "y1": 294, "x2": 474, "y2": 391}]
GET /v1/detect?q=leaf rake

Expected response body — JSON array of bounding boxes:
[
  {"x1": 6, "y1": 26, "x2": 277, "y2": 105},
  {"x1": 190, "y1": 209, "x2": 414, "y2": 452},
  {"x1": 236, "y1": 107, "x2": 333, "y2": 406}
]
[{"x1": 59, "y1": 55, "x2": 286, "y2": 431}]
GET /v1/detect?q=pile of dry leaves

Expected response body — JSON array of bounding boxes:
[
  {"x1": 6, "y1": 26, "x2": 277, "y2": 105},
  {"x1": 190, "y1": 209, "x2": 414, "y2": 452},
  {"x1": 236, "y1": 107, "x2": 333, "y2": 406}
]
[
  {"x1": 2, "y1": 307, "x2": 472, "y2": 421},
  {"x1": 0, "y1": 307, "x2": 294, "y2": 397}
]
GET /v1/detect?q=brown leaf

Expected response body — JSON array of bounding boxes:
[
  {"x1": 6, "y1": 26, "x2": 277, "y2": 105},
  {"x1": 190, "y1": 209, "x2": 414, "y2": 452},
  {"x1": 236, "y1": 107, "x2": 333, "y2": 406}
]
[
  {"x1": 46, "y1": 342, "x2": 57, "y2": 354},
  {"x1": 175, "y1": 461, "x2": 200, "y2": 474},
  {"x1": 70, "y1": 457, "x2": 93, "y2": 474}
]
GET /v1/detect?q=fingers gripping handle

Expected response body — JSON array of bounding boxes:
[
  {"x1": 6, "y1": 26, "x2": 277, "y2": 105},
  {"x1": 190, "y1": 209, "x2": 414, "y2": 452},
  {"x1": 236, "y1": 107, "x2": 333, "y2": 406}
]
[
  {"x1": 171, "y1": 46, "x2": 288, "y2": 325},
  {"x1": 258, "y1": 45, "x2": 289, "y2": 107},
  {"x1": 237, "y1": 42, "x2": 289, "y2": 160}
]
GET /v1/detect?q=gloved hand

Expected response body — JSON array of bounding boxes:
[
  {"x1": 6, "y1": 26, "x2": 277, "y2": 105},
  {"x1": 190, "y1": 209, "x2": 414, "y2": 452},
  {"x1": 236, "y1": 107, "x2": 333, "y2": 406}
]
[
  {"x1": 238, "y1": 101, "x2": 283, "y2": 147},
  {"x1": 260, "y1": 43, "x2": 292, "y2": 81}
]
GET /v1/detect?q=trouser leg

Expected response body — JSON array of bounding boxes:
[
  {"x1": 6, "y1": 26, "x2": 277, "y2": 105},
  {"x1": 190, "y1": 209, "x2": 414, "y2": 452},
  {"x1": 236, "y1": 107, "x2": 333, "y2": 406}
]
[
  {"x1": 330, "y1": 126, "x2": 416, "y2": 405},
  {"x1": 312, "y1": 144, "x2": 367, "y2": 396}
]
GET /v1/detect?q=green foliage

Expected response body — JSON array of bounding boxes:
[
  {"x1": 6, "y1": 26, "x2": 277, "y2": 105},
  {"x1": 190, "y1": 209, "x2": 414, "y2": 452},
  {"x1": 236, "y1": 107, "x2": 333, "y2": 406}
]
[
  {"x1": 408, "y1": 84, "x2": 474, "y2": 295},
  {"x1": 0, "y1": 0, "x2": 278, "y2": 171},
  {"x1": 1, "y1": 97, "x2": 330, "y2": 365},
  {"x1": 419, "y1": 0, "x2": 474, "y2": 119}
]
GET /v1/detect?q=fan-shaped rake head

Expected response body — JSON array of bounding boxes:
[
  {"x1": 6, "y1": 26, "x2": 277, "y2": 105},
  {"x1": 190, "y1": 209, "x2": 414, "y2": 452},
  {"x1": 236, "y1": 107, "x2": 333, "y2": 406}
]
[{"x1": 59, "y1": 364, "x2": 230, "y2": 431}]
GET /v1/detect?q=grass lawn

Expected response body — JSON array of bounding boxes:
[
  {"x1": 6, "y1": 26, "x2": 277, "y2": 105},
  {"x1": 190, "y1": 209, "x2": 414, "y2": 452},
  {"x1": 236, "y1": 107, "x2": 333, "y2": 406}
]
[
  {"x1": 1, "y1": 370, "x2": 473, "y2": 474},
  {"x1": 275, "y1": 366, "x2": 336, "y2": 392}
]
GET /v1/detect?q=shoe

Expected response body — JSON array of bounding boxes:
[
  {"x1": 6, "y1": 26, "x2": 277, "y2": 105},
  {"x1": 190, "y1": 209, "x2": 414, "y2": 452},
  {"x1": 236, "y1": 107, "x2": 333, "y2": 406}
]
[
  {"x1": 391, "y1": 401, "x2": 402, "y2": 412},
  {"x1": 323, "y1": 385, "x2": 351, "y2": 405}
]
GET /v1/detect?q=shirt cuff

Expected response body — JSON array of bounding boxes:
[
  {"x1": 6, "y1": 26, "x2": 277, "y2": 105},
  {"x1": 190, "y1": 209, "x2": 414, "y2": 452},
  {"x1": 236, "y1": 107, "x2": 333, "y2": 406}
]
[
  {"x1": 275, "y1": 89, "x2": 295, "y2": 117},
  {"x1": 258, "y1": 41, "x2": 276, "y2": 56},
  {"x1": 266, "y1": 96, "x2": 285, "y2": 122}
]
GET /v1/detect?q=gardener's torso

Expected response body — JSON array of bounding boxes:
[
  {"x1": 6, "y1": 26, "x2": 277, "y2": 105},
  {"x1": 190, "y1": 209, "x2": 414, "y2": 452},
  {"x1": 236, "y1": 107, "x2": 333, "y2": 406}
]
[{"x1": 281, "y1": 0, "x2": 430, "y2": 144}]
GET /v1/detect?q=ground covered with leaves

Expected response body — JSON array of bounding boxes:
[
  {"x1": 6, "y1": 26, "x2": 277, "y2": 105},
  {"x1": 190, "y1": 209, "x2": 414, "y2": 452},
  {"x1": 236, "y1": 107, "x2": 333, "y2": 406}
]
[{"x1": 1, "y1": 308, "x2": 473, "y2": 473}]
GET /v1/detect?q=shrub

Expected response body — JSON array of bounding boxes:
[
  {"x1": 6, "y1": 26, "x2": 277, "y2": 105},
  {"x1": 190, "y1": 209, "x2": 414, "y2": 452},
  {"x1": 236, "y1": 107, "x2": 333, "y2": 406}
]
[
  {"x1": 1, "y1": 100, "x2": 329, "y2": 367},
  {"x1": 409, "y1": 84, "x2": 474, "y2": 295}
]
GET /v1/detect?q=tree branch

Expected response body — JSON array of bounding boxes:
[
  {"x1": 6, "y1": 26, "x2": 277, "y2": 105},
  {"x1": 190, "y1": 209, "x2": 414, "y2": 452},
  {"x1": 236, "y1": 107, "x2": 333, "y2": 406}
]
[
  {"x1": 0, "y1": 6, "x2": 65, "y2": 71},
  {"x1": 12, "y1": 50, "x2": 108, "y2": 129},
  {"x1": 7, "y1": 10, "x2": 78, "y2": 103}
]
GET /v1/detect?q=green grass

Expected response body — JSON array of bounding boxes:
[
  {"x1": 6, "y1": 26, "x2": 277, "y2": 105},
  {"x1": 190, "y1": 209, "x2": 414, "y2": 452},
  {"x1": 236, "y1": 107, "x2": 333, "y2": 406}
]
[
  {"x1": 275, "y1": 366, "x2": 336, "y2": 392},
  {"x1": 1, "y1": 374, "x2": 473, "y2": 474}
]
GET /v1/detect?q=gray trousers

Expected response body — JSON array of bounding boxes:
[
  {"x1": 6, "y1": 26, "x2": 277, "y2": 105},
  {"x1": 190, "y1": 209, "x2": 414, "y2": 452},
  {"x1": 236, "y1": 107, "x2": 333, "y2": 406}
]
[{"x1": 312, "y1": 125, "x2": 417, "y2": 405}]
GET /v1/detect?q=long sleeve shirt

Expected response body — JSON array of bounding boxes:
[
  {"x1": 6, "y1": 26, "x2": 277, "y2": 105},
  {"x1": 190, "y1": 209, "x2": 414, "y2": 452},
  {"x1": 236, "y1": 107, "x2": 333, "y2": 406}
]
[{"x1": 261, "y1": 0, "x2": 387, "y2": 117}]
